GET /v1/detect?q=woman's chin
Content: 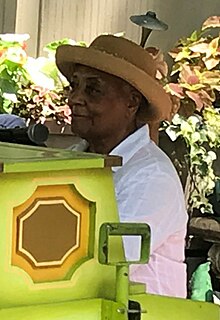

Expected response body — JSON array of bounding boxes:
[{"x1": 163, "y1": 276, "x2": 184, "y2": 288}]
[{"x1": 71, "y1": 124, "x2": 90, "y2": 140}]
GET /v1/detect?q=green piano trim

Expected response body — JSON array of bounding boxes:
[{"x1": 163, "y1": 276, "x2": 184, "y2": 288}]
[
  {"x1": 0, "y1": 141, "x2": 121, "y2": 173},
  {"x1": 0, "y1": 142, "x2": 219, "y2": 319},
  {"x1": 0, "y1": 142, "x2": 124, "y2": 307}
]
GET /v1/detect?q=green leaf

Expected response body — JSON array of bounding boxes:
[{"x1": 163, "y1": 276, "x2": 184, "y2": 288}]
[
  {"x1": 0, "y1": 40, "x2": 21, "y2": 48},
  {"x1": 191, "y1": 132, "x2": 201, "y2": 142},
  {"x1": 0, "y1": 65, "x2": 13, "y2": 80},
  {"x1": 0, "y1": 95, "x2": 3, "y2": 113},
  {"x1": 180, "y1": 121, "x2": 193, "y2": 133},
  {"x1": 175, "y1": 48, "x2": 191, "y2": 61},
  {"x1": 0, "y1": 78, "x2": 17, "y2": 94},
  {"x1": 207, "y1": 150, "x2": 217, "y2": 161},
  {"x1": 190, "y1": 30, "x2": 199, "y2": 42},
  {"x1": 40, "y1": 61, "x2": 59, "y2": 81},
  {"x1": 44, "y1": 38, "x2": 72, "y2": 52},
  {"x1": 0, "y1": 64, "x2": 6, "y2": 74},
  {"x1": 76, "y1": 41, "x2": 87, "y2": 47},
  {"x1": 2, "y1": 98, "x2": 13, "y2": 113},
  {"x1": 4, "y1": 59, "x2": 22, "y2": 72}
]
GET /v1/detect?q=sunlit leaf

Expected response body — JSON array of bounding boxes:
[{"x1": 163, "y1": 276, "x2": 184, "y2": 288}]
[
  {"x1": 189, "y1": 42, "x2": 209, "y2": 54},
  {"x1": 165, "y1": 125, "x2": 179, "y2": 141},
  {"x1": 191, "y1": 132, "x2": 201, "y2": 142},
  {"x1": 207, "y1": 130, "x2": 217, "y2": 141},
  {"x1": 207, "y1": 37, "x2": 219, "y2": 55},
  {"x1": 181, "y1": 83, "x2": 205, "y2": 91},
  {"x1": 203, "y1": 56, "x2": 220, "y2": 70},
  {"x1": 188, "y1": 115, "x2": 201, "y2": 128},
  {"x1": 171, "y1": 113, "x2": 182, "y2": 125},
  {"x1": 2, "y1": 93, "x2": 17, "y2": 102},
  {"x1": 24, "y1": 57, "x2": 55, "y2": 90},
  {"x1": 175, "y1": 48, "x2": 191, "y2": 61},
  {"x1": 170, "y1": 62, "x2": 182, "y2": 76},
  {"x1": 44, "y1": 38, "x2": 77, "y2": 52},
  {"x1": 5, "y1": 47, "x2": 27, "y2": 65},
  {"x1": 180, "y1": 121, "x2": 194, "y2": 133}
]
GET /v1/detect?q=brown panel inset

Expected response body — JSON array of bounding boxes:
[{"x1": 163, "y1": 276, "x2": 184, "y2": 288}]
[
  {"x1": 19, "y1": 200, "x2": 79, "y2": 266},
  {"x1": 12, "y1": 184, "x2": 94, "y2": 283}
]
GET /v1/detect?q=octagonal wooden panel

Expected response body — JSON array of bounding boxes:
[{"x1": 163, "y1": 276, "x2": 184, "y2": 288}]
[
  {"x1": 12, "y1": 184, "x2": 95, "y2": 283},
  {"x1": 18, "y1": 199, "x2": 80, "y2": 267}
]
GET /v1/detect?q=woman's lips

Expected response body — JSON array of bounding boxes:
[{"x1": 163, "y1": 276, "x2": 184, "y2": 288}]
[
  {"x1": 71, "y1": 106, "x2": 90, "y2": 118},
  {"x1": 72, "y1": 113, "x2": 90, "y2": 118}
]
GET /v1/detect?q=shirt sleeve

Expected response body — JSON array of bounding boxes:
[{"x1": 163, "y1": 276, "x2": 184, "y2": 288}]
[{"x1": 115, "y1": 170, "x2": 187, "y2": 260}]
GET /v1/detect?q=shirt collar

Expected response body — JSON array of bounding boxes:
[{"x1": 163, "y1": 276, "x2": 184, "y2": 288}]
[{"x1": 110, "y1": 124, "x2": 150, "y2": 172}]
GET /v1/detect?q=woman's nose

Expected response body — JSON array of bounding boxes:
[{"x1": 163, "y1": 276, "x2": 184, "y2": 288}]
[{"x1": 68, "y1": 86, "x2": 86, "y2": 107}]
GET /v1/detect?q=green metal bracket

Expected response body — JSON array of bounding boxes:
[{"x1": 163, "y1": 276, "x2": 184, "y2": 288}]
[
  {"x1": 98, "y1": 222, "x2": 151, "y2": 266},
  {"x1": 98, "y1": 222, "x2": 151, "y2": 309}
]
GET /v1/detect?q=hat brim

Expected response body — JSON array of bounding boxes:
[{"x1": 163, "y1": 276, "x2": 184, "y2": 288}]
[{"x1": 56, "y1": 45, "x2": 172, "y2": 121}]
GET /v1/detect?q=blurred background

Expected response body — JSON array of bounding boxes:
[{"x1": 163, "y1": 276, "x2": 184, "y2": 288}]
[{"x1": 1, "y1": 0, "x2": 220, "y2": 57}]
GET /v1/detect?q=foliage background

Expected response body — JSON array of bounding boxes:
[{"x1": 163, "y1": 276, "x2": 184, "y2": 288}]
[
  {"x1": 164, "y1": 16, "x2": 220, "y2": 214},
  {"x1": 0, "y1": 17, "x2": 220, "y2": 214}
]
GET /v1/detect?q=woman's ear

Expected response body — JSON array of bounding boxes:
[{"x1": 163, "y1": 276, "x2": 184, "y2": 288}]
[{"x1": 128, "y1": 89, "x2": 142, "y2": 116}]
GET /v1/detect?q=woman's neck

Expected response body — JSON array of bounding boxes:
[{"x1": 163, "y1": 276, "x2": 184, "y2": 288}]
[{"x1": 87, "y1": 124, "x2": 137, "y2": 154}]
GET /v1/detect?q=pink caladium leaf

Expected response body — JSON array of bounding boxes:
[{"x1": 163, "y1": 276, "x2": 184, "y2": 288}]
[
  {"x1": 179, "y1": 65, "x2": 200, "y2": 85},
  {"x1": 31, "y1": 85, "x2": 50, "y2": 97},
  {"x1": 165, "y1": 83, "x2": 185, "y2": 98},
  {"x1": 57, "y1": 104, "x2": 72, "y2": 124},
  {"x1": 186, "y1": 89, "x2": 214, "y2": 111},
  {"x1": 32, "y1": 95, "x2": 42, "y2": 103},
  {"x1": 186, "y1": 91, "x2": 204, "y2": 110},
  {"x1": 48, "y1": 91, "x2": 60, "y2": 100},
  {"x1": 202, "y1": 16, "x2": 220, "y2": 30},
  {"x1": 199, "y1": 89, "x2": 215, "y2": 103}
]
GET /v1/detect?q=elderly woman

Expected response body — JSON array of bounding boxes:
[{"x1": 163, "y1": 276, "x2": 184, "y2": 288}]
[{"x1": 56, "y1": 35, "x2": 188, "y2": 298}]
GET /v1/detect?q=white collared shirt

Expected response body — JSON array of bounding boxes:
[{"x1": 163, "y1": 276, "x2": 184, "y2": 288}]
[{"x1": 110, "y1": 124, "x2": 188, "y2": 297}]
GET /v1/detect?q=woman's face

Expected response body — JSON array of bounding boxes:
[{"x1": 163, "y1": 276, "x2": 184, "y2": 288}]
[{"x1": 67, "y1": 65, "x2": 137, "y2": 142}]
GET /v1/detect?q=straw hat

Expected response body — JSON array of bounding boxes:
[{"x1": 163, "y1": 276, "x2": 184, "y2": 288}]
[{"x1": 56, "y1": 35, "x2": 172, "y2": 121}]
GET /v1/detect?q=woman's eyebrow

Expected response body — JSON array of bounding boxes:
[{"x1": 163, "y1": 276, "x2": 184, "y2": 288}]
[
  {"x1": 86, "y1": 76, "x2": 104, "y2": 85},
  {"x1": 86, "y1": 75, "x2": 102, "y2": 80},
  {"x1": 71, "y1": 73, "x2": 102, "y2": 81}
]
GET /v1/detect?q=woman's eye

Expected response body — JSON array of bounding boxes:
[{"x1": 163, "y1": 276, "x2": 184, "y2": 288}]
[
  {"x1": 86, "y1": 85, "x2": 101, "y2": 95},
  {"x1": 69, "y1": 80, "x2": 78, "y2": 91},
  {"x1": 69, "y1": 76, "x2": 79, "y2": 91}
]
